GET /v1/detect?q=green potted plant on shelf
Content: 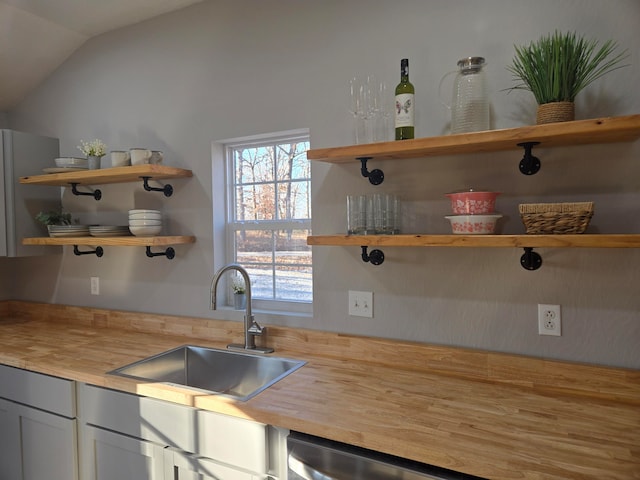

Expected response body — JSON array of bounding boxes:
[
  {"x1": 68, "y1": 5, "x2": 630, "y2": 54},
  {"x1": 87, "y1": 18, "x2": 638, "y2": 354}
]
[
  {"x1": 506, "y1": 31, "x2": 628, "y2": 124},
  {"x1": 35, "y1": 208, "x2": 77, "y2": 236}
]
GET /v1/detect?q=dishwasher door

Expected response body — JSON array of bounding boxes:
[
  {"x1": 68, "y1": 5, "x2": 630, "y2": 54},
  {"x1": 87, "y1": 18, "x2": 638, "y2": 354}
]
[{"x1": 287, "y1": 432, "x2": 484, "y2": 480}]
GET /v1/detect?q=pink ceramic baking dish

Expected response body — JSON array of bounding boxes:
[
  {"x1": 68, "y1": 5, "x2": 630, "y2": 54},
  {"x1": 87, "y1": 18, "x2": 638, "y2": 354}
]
[
  {"x1": 445, "y1": 214, "x2": 503, "y2": 234},
  {"x1": 446, "y1": 190, "x2": 500, "y2": 215}
]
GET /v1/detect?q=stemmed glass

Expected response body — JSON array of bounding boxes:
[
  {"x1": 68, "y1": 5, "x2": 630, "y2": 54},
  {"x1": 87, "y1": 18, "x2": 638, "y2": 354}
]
[
  {"x1": 369, "y1": 77, "x2": 388, "y2": 142},
  {"x1": 349, "y1": 76, "x2": 388, "y2": 144},
  {"x1": 349, "y1": 77, "x2": 367, "y2": 144}
]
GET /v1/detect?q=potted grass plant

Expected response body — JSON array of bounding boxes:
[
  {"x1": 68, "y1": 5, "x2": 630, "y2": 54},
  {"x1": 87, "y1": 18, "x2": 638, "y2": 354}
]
[{"x1": 507, "y1": 31, "x2": 628, "y2": 124}]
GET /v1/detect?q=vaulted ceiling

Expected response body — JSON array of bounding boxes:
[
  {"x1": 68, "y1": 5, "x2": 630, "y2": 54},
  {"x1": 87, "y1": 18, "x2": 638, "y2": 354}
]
[{"x1": 0, "y1": 0, "x2": 203, "y2": 111}]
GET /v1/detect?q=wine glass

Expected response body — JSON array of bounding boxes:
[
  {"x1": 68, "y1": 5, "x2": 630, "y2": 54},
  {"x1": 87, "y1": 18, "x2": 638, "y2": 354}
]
[
  {"x1": 350, "y1": 75, "x2": 389, "y2": 144},
  {"x1": 368, "y1": 77, "x2": 389, "y2": 142},
  {"x1": 349, "y1": 77, "x2": 367, "y2": 144}
]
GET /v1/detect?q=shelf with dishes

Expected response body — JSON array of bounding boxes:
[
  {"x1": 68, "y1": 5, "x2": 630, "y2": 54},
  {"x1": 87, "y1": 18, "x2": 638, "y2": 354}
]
[
  {"x1": 307, "y1": 115, "x2": 640, "y2": 268},
  {"x1": 307, "y1": 234, "x2": 640, "y2": 270},
  {"x1": 22, "y1": 235, "x2": 196, "y2": 260},
  {"x1": 307, "y1": 114, "x2": 640, "y2": 183},
  {"x1": 20, "y1": 162, "x2": 196, "y2": 259},
  {"x1": 19, "y1": 164, "x2": 193, "y2": 199}
]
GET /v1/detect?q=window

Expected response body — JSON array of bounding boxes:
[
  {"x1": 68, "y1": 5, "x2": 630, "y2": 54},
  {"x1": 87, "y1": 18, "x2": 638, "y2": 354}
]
[{"x1": 225, "y1": 132, "x2": 312, "y2": 310}]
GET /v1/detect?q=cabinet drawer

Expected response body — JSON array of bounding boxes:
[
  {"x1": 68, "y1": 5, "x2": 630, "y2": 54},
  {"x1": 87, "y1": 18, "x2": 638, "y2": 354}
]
[
  {"x1": 196, "y1": 408, "x2": 269, "y2": 474},
  {"x1": 79, "y1": 383, "x2": 194, "y2": 448},
  {"x1": 0, "y1": 364, "x2": 76, "y2": 417},
  {"x1": 79, "y1": 384, "x2": 269, "y2": 473}
]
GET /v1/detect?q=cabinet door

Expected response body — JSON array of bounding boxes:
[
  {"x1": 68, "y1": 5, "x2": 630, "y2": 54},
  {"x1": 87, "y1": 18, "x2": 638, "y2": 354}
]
[
  {"x1": 0, "y1": 399, "x2": 22, "y2": 480},
  {"x1": 165, "y1": 448, "x2": 264, "y2": 480},
  {"x1": 0, "y1": 398, "x2": 78, "y2": 480},
  {"x1": 83, "y1": 425, "x2": 165, "y2": 480}
]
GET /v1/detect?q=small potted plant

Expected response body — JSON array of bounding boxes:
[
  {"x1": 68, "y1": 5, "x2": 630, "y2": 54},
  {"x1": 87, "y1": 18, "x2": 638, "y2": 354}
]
[
  {"x1": 78, "y1": 139, "x2": 107, "y2": 170},
  {"x1": 232, "y1": 275, "x2": 247, "y2": 310},
  {"x1": 507, "y1": 31, "x2": 628, "y2": 124},
  {"x1": 35, "y1": 208, "x2": 77, "y2": 236}
]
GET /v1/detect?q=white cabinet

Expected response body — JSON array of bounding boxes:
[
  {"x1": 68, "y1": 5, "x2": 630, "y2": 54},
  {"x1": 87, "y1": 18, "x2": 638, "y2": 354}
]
[
  {"x1": 0, "y1": 365, "x2": 78, "y2": 480},
  {"x1": 79, "y1": 383, "x2": 285, "y2": 480},
  {"x1": 1, "y1": 129, "x2": 60, "y2": 257},
  {"x1": 82, "y1": 426, "x2": 265, "y2": 480},
  {"x1": 82, "y1": 425, "x2": 165, "y2": 480},
  {"x1": 0, "y1": 367, "x2": 285, "y2": 480}
]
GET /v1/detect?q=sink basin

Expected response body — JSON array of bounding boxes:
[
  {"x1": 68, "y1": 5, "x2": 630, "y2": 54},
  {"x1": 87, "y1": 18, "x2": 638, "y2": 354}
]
[{"x1": 108, "y1": 345, "x2": 305, "y2": 401}]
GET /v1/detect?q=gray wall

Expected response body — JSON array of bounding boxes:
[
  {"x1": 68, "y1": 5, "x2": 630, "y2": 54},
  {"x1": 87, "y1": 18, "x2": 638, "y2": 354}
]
[{"x1": 6, "y1": 0, "x2": 640, "y2": 368}]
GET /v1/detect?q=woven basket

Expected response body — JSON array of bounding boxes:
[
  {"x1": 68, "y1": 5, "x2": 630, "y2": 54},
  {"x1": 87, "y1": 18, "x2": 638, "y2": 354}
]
[
  {"x1": 519, "y1": 202, "x2": 594, "y2": 234},
  {"x1": 536, "y1": 102, "x2": 575, "y2": 124}
]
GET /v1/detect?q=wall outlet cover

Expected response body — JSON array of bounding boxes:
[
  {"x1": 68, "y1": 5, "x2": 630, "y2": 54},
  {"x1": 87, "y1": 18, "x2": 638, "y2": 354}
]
[{"x1": 538, "y1": 304, "x2": 561, "y2": 336}]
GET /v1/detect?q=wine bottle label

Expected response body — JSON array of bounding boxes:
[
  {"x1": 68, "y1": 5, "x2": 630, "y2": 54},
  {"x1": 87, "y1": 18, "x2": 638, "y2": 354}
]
[{"x1": 395, "y1": 93, "x2": 414, "y2": 128}]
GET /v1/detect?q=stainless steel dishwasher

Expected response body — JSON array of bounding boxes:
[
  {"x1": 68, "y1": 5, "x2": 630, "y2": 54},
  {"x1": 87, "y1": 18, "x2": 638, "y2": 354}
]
[{"x1": 287, "y1": 432, "x2": 486, "y2": 480}]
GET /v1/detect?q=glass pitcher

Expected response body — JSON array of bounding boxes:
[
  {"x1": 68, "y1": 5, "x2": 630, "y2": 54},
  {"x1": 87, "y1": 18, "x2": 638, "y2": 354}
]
[{"x1": 439, "y1": 57, "x2": 490, "y2": 134}]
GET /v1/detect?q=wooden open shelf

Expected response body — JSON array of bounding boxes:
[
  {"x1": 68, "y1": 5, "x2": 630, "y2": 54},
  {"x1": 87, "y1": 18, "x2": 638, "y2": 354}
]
[
  {"x1": 307, "y1": 234, "x2": 640, "y2": 249},
  {"x1": 307, "y1": 114, "x2": 640, "y2": 268},
  {"x1": 22, "y1": 236, "x2": 195, "y2": 247},
  {"x1": 307, "y1": 114, "x2": 640, "y2": 163},
  {"x1": 19, "y1": 164, "x2": 192, "y2": 186}
]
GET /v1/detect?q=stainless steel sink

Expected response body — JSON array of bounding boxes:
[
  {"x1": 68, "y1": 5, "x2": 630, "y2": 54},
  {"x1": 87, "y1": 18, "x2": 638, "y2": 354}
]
[{"x1": 108, "y1": 345, "x2": 305, "y2": 401}]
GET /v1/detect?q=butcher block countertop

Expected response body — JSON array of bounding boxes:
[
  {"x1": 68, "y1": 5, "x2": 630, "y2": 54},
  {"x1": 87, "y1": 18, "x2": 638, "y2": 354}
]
[{"x1": 1, "y1": 301, "x2": 638, "y2": 479}]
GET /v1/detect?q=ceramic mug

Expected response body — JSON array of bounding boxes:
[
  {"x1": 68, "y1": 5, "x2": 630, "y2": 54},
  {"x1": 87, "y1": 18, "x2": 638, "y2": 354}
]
[
  {"x1": 111, "y1": 150, "x2": 131, "y2": 167},
  {"x1": 149, "y1": 150, "x2": 163, "y2": 164},
  {"x1": 130, "y1": 148, "x2": 152, "y2": 165}
]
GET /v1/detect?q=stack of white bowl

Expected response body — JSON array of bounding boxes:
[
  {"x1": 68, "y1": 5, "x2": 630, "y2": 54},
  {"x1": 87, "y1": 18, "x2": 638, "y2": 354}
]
[{"x1": 128, "y1": 209, "x2": 162, "y2": 236}]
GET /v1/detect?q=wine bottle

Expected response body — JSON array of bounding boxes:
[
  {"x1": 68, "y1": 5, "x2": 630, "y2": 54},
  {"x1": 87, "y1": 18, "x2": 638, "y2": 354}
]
[{"x1": 395, "y1": 58, "x2": 415, "y2": 140}]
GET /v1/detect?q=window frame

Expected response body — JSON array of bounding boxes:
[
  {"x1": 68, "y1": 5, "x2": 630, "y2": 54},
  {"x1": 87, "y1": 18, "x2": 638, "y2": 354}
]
[{"x1": 223, "y1": 130, "x2": 312, "y2": 315}]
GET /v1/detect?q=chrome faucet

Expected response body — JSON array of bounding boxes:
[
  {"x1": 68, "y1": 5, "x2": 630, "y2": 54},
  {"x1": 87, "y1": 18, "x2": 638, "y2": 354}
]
[{"x1": 210, "y1": 263, "x2": 273, "y2": 354}]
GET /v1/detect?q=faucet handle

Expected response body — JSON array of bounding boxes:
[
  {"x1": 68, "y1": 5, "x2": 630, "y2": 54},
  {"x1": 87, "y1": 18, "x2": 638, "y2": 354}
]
[{"x1": 248, "y1": 320, "x2": 265, "y2": 336}]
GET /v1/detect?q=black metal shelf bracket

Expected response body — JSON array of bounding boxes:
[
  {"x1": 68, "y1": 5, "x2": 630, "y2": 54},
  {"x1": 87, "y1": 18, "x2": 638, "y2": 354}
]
[
  {"x1": 520, "y1": 247, "x2": 542, "y2": 271},
  {"x1": 73, "y1": 245, "x2": 104, "y2": 257},
  {"x1": 357, "y1": 157, "x2": 384, "y2": 185},
  {"x1": 517, "y1": 142, "x2": 541, "y2": 175},
  {"x1": 146, "y1": 246, "x2": 175, "y2": 259},
  {"x1": 141, "y1": 176, "x2": 173, "y2": 197},
  {"x1": 70, "y1": 183, "x2": 102, "y2": 200},
  {"x1": 361, "y1": 246, "x2": 384, "y2": 265}
]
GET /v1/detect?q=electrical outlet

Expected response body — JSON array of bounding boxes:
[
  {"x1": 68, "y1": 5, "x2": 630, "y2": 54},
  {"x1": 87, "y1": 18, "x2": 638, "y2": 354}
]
[
  {"x1": 91, "y1": 277, "x2": 100, "y2": 295},
  {"x1": 348, "y1": 290, "x2": 373, "y2": 318},
  {"x1": 538, "y1": 304, "x2": 561, "y2": 336}
]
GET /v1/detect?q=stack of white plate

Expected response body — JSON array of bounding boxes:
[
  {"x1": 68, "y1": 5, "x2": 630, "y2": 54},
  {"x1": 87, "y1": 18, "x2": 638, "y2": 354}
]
[
  {"x1": 47, "y1": 225, "x2": 90, "y2": 237},
  {"x1": 128, "y1": 209, "x2": 162, "y2": 236},
  {"x1": 89, "y1": 225, "x2": 131, "y2": 237},
  {"x1": 54, "y1": 157, "x2": 88, "y2": 169}
]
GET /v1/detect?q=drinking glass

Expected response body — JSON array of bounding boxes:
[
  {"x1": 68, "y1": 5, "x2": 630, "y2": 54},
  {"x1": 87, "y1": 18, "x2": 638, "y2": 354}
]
[
  {"x1": 366, "y1": 195, "x2": 376, "y2": 234},
  {"x1": 347, "y1": 195, "x2": 367, "y2": 234},
  {"x1": 372, "y1": 194, "x2": 400, "y2": 234}
]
